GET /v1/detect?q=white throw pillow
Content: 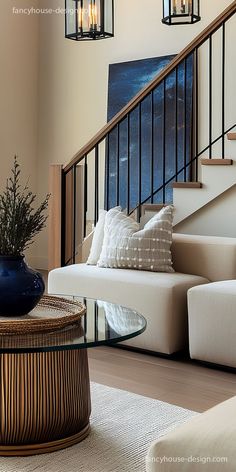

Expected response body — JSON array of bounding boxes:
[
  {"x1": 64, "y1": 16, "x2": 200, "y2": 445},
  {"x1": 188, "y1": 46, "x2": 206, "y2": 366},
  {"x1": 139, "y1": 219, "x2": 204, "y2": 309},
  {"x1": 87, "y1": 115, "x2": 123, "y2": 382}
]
[
  {"x1": 97, "y1": 206, "x2": 174, "y2": 273},
  {"x1": 86, "y1": 210, "x2": 107, "y2": 265},
  {"x1": 87, "y1": 207, "x2": 122, "y2": 265}
]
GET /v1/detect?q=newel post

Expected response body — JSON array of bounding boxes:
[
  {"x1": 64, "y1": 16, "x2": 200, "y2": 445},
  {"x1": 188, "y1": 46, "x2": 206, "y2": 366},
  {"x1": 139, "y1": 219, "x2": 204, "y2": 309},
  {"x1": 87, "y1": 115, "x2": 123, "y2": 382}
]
[{"x1": 48, "y1": 164, "x2": 63, "y2": 271}]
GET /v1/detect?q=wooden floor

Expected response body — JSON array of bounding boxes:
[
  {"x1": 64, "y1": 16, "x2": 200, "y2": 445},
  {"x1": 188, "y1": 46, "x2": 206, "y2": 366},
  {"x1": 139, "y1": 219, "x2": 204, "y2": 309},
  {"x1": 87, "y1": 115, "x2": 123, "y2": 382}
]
[{"x1": 88, "y1": 346, "x2": 236, "y2": 413}]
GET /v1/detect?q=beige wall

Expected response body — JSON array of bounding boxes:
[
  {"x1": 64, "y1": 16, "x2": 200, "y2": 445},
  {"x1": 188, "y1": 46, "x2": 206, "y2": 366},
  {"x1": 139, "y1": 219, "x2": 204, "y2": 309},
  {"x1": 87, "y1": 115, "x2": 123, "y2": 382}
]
[
  {"x1": 35, "y1": 0, "x2": 234, "y2": 267},
  {"x1": 1, "y1": 1, "x2": 235, "y2": 269},
  {"x1": 175, "y1": 185, "x2": 236, "y2": 237},
  {"x1": 0, "y1": 0, "x2": 39, "y2": 264}
]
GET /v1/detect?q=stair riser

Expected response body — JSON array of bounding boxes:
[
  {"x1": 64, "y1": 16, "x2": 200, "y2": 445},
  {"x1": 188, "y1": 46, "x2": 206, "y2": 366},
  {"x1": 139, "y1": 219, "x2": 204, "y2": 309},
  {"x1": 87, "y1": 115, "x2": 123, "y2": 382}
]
[{"x1": 173, "y1": 163, "x2": 236, "y2": 225}]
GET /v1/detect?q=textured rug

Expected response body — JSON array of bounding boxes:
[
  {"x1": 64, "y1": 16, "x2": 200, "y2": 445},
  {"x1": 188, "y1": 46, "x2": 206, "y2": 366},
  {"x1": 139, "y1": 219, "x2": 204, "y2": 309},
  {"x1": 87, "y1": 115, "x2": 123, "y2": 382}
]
[{"x1": 0, "y1": 383, "x2": 197, "y2": 472}]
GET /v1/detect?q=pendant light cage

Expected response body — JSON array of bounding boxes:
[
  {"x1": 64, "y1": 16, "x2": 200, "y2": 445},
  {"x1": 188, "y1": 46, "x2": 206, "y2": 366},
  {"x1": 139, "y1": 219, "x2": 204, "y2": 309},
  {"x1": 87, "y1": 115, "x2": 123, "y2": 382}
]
[
  {"x1": 162, "y1": 0, "x2": 200, "y2": 25},
  {"x1": 65, "y1": 0, "x2": 114, "y2": 40}
]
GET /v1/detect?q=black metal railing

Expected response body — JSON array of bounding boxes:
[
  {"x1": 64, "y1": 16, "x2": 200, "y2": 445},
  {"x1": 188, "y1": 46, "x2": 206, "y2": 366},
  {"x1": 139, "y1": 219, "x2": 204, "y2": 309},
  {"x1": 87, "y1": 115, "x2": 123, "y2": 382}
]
[{"x1": 61, "y1": 2, "x2": 236, "y2": 266}]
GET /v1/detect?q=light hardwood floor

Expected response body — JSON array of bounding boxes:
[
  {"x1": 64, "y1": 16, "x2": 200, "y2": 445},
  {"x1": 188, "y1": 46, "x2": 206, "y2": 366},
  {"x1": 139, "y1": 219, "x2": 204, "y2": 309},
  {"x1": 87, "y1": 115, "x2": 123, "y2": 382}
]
[{"x1": 88, "y1": 346, "x2": 236, "y2": 413}]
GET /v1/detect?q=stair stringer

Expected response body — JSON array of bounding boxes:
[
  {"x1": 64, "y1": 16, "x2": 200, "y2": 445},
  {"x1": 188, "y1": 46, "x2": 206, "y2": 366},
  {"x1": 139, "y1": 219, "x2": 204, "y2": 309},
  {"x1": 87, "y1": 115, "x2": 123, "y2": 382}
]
[{"x1": 173, "y1": 159, "x2": 236, "y2": 226}]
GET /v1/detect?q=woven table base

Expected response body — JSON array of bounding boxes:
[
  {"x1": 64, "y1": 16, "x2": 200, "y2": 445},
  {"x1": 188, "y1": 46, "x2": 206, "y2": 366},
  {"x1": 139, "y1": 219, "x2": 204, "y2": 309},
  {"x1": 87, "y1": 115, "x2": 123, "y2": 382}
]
[{"x1": 0, "y1": 349, "x2": 91, "y2": 456}]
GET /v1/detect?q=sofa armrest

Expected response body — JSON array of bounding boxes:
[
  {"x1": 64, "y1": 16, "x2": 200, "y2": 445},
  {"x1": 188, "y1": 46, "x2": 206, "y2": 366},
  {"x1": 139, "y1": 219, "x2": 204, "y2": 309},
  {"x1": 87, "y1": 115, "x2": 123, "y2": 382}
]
[
  {"x1": 172, "y1": 233, "x2": 236, "y2": 282},
  {"x1": 146, "y1": 395, "x2": 236, "y2": 471}
]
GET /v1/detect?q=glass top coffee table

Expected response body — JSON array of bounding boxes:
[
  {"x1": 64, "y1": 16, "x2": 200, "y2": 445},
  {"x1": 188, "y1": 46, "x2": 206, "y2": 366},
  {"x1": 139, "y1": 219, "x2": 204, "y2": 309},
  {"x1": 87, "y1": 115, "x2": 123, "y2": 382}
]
[{"x1": 0, "y1": 296, "x2": 146, "y2": 456}]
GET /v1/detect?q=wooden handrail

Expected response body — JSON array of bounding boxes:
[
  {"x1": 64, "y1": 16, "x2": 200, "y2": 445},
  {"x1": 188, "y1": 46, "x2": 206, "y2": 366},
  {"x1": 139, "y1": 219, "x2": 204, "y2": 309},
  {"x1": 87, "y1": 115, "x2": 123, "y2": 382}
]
[{"x1": 64, "y1": 0, "x2": 236, "y2": 173}]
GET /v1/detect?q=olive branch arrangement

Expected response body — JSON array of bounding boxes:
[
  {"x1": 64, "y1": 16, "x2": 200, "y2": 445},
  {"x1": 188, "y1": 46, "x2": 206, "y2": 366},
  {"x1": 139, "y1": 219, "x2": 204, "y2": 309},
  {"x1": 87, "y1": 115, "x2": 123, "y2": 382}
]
[{"x1": 0, "y1": 157, "x2": 50, "y2": 256}]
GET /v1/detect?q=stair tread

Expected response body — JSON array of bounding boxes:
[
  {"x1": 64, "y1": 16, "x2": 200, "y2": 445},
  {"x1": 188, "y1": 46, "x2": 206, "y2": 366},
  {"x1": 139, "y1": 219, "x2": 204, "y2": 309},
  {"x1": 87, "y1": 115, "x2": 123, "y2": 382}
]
[
  {"x1": 227, "y1": 133, "x2": 236, "y2": 140},
  {"x1": 172, "y1": 182, "x2": 202, "y2": 189},
  {"x1": 142, "y1": 204, "x2": 169, "y2": 212},
  {"x1": 201, "y1": 158, "x2": 232, "y2": 165}
]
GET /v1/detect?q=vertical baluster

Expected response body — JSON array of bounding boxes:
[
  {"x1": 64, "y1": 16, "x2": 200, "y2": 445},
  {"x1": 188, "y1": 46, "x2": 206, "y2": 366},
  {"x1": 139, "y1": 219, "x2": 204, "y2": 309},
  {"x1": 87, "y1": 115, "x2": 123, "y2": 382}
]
[
  {"x1": 83, "y1": 155, "x2": 87, "y2": 239},
  {"x1": 190, "y1": 55, "x2": 194, "y2": 181},
  {"x1": 184, "y1": 58, "x2": 187, "y2": 180},
  {"x1": 94, "y1": 144, "x2": 99, "y2": 225},
  {"x1": 138, "y1": 103, "x2": 142, "y2": 221},
  {"x1": 163, "y1": 79, "x2": 166, "y2": 203},
  {"x1": 106, "y1": 133, "x2": 110, "y2": 210},
  {"x1": 209, "y1": 35, "x2": 212, "y2": 159},
  {"x1": 72, "y1": 165, "x2": 77, "y2": 264},
  {"x1": 127, "y1": 114, "x2": 130, "y2": 214},
  {"x1": 195, "y1": 48, "x2": 199, "y2": 181},
  {"x1": 61, "y1": 170, "x2": 66, "y2": 266},
  {"x1": 175, "y1": 67, "x2": 178, "y2": 182},
  {"x1": 222, "y1": 22, "x2": 225, "y2": 159},
  {"x1": 116, "y1": 124, "x2": 120, "y2": 206},
  {"x1": 151, "y1": 91, "x2": 154, "y2": 203}
]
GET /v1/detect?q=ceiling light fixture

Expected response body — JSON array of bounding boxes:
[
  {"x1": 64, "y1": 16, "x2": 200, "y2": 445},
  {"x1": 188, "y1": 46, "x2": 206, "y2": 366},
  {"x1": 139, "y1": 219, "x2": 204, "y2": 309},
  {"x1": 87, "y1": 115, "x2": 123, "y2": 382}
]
[
  {"x1": 162, "y1": 0, "x2": 201, "y2": 25},
  {"x1": 65, "y1": 0, "x2": 114, "y2": 41}
]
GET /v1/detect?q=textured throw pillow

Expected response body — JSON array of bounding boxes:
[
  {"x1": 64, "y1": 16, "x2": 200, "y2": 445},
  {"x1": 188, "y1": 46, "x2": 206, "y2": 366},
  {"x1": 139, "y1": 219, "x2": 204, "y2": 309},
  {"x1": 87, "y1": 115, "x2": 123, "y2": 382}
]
[
  {"x1": 97, "y1": 206, "x2": 174, "y2": 273},
  {"x1": 86, "y1": 209, "x2": 107, "y2": 265}
]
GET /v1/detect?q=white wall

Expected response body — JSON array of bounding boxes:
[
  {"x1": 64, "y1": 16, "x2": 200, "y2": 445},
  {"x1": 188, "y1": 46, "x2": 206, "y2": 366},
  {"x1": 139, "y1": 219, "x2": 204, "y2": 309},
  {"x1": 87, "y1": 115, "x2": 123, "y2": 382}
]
[
  {"x1": 0, "y1": 0, "x2": 39, "y2": 264},
  {"x1": 174, "y1": 185, "x2": 236, "y2": 237},
  {"x1": 37, "y1": 0, "x2": 234, "y2": 267}
]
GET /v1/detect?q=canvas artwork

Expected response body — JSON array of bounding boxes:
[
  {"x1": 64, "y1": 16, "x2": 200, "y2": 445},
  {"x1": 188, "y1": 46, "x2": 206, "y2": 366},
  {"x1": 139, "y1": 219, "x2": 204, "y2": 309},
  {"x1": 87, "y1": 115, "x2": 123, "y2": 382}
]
[{"x1": 106, "y1": 55, "x2": 194, "y2": 210}]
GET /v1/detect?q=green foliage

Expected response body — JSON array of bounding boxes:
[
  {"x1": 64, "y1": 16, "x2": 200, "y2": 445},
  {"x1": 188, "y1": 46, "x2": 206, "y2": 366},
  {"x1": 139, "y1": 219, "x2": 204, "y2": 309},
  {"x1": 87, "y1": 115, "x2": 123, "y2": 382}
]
[{"x1": 0, "y1": 157, "x2": 50, "y2": 256}]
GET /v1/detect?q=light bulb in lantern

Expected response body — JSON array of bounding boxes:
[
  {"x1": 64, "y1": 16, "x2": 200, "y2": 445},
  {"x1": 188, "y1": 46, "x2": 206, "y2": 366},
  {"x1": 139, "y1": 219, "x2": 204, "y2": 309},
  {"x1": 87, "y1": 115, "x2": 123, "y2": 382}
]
[
  {"x1": 78, "y1": 7, "x2": 83, "y2": 29},
  {"x1": 181, "y1": 0, "x2": 190, "y2": 14},
  {"x1": 173, "y1": 0, "x2": 177, "y2": 15},
  {"x1": 89, "y1": 3, "x2": 98, "y2": 30}
]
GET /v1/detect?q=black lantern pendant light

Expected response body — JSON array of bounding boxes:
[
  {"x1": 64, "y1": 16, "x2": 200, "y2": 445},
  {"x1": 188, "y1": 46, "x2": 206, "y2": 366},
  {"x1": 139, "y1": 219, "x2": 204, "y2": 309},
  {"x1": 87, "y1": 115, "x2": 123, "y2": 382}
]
[
  {"x1": 65, "y1": 0, "x2": 114, "y2": 41},
  {"x1": 162, "y1": 0, "x2": 200, "y2": 25}
]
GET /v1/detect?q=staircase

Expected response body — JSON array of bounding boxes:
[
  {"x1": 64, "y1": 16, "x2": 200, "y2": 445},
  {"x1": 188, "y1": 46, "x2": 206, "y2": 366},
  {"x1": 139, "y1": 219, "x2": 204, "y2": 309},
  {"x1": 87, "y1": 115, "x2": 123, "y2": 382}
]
[
  {"x1": 49, "y1": 1, "x2": 236, "y2": 270},
  {"x1": 173, "y1": 136, "x2": 236, "y2": 225}
]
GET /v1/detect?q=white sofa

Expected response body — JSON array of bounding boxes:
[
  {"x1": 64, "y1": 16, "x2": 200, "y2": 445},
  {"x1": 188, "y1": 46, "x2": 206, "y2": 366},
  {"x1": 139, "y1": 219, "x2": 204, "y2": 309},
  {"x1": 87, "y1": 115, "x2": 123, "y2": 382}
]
[
  {"x1": 146, "y1": 394, "x2": 236, "y2": 471},
  {"x1": 48, "y1": 234, "x2": 236, "y2": 355},
  {"x1": 188, "y1": 280, "x2": 236, "y2": 368}
]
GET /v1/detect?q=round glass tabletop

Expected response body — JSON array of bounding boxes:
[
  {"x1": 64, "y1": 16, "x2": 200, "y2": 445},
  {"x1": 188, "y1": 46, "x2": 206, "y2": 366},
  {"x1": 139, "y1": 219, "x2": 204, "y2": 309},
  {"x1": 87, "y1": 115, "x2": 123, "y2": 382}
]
[{"x1": 0, "y1": 296, "x2": 146, "y2": 354}]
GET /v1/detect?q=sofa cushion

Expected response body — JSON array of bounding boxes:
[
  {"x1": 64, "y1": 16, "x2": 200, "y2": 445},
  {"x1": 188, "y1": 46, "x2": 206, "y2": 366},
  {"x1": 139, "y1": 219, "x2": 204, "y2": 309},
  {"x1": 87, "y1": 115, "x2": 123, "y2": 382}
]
[
  {"x1": 48, "y1": 264, "x2": 208, "y2": 354},
  {"x1": 188, "y1": 280, "x2": 236, "y2": 367},
  {"x1": 97, "y1": 206, "x2": 174, "y2": 273},
  {"x1": 146, "y1": 395, "x2": 236, "y2": 471}
]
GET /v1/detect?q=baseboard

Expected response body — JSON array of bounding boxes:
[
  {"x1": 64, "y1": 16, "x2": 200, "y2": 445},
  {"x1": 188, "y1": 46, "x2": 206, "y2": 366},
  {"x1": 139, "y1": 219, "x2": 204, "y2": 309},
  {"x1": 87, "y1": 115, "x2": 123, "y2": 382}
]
[
  {"x1": 112, "y1": 345, "x2": 236, "y2": 373},
  {"x1": 111, "y1": 343, "x2": 189, "y2": 360},
  {"x1": 193, "y1": 359, "x2": 236, "y2": 374}
]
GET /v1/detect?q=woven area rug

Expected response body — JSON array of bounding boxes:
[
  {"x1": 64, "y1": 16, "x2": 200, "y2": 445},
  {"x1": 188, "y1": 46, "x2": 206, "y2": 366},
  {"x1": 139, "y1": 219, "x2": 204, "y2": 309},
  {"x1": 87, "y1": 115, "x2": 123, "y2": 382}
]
[{"x1": 0, "y1": 383, "x2": 197, "y2": 472}]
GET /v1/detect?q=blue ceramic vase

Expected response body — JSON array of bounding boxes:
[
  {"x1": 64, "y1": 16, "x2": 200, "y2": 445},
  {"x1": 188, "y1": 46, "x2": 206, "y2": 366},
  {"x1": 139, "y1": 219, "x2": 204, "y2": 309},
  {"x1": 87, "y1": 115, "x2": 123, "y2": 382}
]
[{"x1": 0, "y1": 256, "x2": 45, "y2": 317}]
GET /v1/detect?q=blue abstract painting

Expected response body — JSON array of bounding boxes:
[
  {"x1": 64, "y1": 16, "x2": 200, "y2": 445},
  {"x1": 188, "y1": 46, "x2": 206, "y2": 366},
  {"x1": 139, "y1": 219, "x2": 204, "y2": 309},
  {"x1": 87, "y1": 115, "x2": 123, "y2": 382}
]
[{"x1": 106, "y1": 55, "x2": 193, "y2": 210}]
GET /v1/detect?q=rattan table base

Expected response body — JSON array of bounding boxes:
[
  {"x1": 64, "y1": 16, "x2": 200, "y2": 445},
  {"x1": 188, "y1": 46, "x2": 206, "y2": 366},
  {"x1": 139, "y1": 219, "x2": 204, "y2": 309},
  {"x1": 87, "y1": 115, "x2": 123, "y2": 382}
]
[{"x1": 0, "y1": 349, "x2": 91, "y2": 456}]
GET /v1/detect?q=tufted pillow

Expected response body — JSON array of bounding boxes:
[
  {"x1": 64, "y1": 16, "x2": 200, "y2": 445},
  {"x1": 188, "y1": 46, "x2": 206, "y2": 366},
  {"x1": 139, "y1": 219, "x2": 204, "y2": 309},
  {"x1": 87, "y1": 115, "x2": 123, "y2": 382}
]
[{"x1": 97, "y1": 206, "x2": 174, "y2": 272}]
